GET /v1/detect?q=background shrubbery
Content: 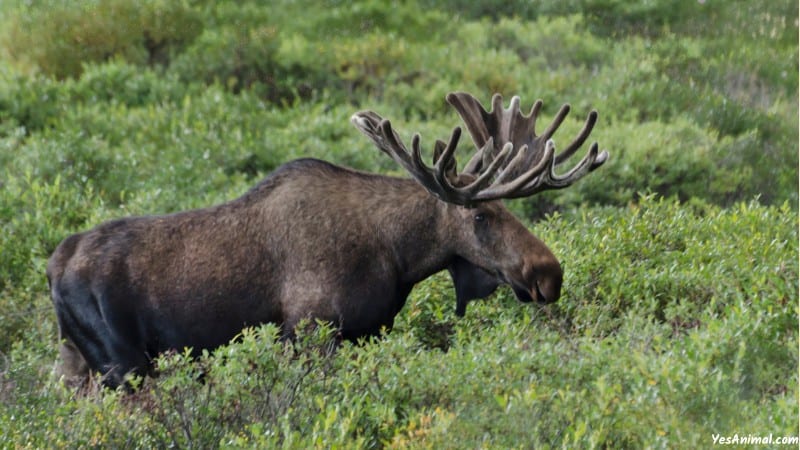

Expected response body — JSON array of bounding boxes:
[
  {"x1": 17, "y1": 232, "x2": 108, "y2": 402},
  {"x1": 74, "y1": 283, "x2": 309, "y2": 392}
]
[{"x1": 0, "y1": 0, "x2": 797, "y2": 448}]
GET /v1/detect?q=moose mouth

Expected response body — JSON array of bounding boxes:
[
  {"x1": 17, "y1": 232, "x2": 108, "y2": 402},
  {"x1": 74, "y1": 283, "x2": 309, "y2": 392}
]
[
  {"x1": 511, "y1": 281, "x2": 554, "y2": 305},
  {"x1": 495, "y1": 270, "x2": 535, "y2": 304},
  {"x1": 509, "y1": 276, "x2": 558, "y2": 305},
  {"x1": 493, "y1": 268, "x2": 557, "y2": 305},
  {"x1": 511, "y1": 283, "x2": 534, "y2": 303}
]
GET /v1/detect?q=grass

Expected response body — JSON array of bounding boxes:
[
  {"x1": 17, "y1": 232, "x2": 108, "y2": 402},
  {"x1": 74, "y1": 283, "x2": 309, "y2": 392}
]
[{"x1": 0, "y1": 0, "x2": 797, "y2": 448}]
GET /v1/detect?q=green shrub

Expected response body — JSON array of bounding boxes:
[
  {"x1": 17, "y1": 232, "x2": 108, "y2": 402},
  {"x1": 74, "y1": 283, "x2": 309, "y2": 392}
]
[
  {"x1": 418, "y1": 0, "x2": 578, "y2": 21},
  {"x1": 0, "y1": 2, "x2": 797, "y2": 448},
  {"x1": 0, "y1": 63, "x2": 190, "y2": 136},
  {"x1": 0, "y1": 0, "x2": 202, "y2": 79},
  {"x1": 489, "y1": 16, "x2": 606, "y2": 70},
  {"x1": 518, "y1": 118, "x2": 756, "y2": 217},
  {"x1": 535, "y1": 197, "x2": 797, "y2": 336},
  {"x1": 0, "y1": 198, "x2": 796, "y2": 448},
  {"x1": 581, "y1": 0, "x2": 720, "y2": 37},
  {"x1": 170, "y1": 2, "x2": 289, "y2": 100},
  {"x1": 0, "y1": 173, "x2": 99, "y2": 351},
  {"x1": 0, "y1": 71, "x2": 65, "y2": 134},
  {"x1": 274, "y1": 0, "x2": 453, "y2": 42},
  {"x1": 2, "y1": 84, "x2": 280, "y2": 209},
  {"x1": 330, "y1": 33, "x2": 414, "y2": 98},
  {"x1": 69, "y1": 61, "x2": 191, "y2": 107}
]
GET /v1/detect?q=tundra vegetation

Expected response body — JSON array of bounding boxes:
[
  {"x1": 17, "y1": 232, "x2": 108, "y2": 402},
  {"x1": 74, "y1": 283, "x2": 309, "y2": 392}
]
[
  {"x1": 45, "y1": 88, "x2": 609, "y2": 390},
  {"x1": 0, "y1": 0, "x2": 797, "y2": 448}
]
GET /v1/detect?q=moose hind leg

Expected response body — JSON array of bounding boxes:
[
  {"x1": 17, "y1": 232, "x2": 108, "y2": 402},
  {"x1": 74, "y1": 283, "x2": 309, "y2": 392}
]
[
  {"x1": 56, "y1": 336, "x2": 90, "y2": 388},
  {"x1": 54, "y1": 284, "x2": 148, "y2": 389}
]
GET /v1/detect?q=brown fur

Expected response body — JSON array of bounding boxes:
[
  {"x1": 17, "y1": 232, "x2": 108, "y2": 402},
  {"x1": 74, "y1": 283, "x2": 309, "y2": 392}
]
[{"x1": 48, "y1": 158, "x2": 561, "y2": 388}]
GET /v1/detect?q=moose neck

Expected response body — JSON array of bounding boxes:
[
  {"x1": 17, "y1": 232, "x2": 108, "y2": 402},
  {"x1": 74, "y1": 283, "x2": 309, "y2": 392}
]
[{"x1": 370, "y1": 178, "x2": 456, "y2": 286}]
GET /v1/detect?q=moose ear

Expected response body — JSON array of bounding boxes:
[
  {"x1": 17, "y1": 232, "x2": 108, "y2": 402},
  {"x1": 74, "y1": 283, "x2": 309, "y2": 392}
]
[{"x1": 447, "y1": 257, "x2": 500, "y2": 317}]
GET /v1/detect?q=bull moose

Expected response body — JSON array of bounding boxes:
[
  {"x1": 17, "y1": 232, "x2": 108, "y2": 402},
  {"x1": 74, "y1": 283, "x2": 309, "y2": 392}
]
[{"x1": 47, "y1": 92, "x2": 608, "y2": 388}]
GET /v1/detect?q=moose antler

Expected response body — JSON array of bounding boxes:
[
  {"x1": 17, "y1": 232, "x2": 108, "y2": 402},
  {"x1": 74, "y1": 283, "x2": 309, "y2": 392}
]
[
  {"x1": 351, "y1": 92, "x2": 608, "y2": 206},
  {"x1": 446, "y1": 92, "x2": 607, "y2": 176}
]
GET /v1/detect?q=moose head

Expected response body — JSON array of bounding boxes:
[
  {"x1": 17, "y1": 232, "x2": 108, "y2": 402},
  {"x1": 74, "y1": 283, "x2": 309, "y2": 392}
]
[
  {"x1": 351, "y1": 92, "x2": 608, "y2": 315},
  {"x1": 48, "y1": 92, "x2": 607, "y2": 388}
]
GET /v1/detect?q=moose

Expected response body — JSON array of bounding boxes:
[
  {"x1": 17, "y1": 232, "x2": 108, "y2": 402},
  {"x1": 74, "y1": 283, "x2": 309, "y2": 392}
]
[{"x1": 47, "y1": 92, "x2": 608, "y2": 388}]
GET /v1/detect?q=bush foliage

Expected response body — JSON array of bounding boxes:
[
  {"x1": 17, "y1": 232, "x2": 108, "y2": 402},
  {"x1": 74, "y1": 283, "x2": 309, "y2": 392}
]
[
  {"x1": 0, "y1": 0, "x2": 797, "y2": 448},
  {"x1": 0, "y1": 0, "x2": 202, "y2": 79},
  {"x1": 1, "y1": 197, "x2": 796, "y2": 448}
]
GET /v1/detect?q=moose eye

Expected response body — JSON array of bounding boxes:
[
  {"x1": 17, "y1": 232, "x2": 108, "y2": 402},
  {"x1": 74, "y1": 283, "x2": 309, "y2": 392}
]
[{"x1": 474, "y1": 213, "x2": 487, "y2": 222}]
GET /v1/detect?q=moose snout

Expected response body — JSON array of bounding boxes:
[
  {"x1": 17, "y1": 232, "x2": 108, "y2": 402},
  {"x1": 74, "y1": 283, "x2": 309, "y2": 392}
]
[
  {"x1": 511, "y1": 260, "x2": 562, "y2": 305},
  {"x1": 534, "y1": 272, "x2": 562, "y2": 304}
]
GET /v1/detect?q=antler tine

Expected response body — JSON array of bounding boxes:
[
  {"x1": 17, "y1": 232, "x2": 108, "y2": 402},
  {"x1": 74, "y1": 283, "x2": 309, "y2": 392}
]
[
  {"x1": 462, "y1": 139, "x2": 492, "y2": 174},
  {"x1": 408, "y1": 128, "x2": 465, "y2": 195},
  {"x1": 539, "y1": 104, "x2": 571, "y2": 142},
  {"x1": 512, "y1": 141, "x2": 607, "y2": 198},
  {"x1": 554, "y1": 110, "x2": 598, "y2": 165},
  {"x1": 432, "y1": 128, "x2": 460, "y2": 185},
  {"x1": 465, "y1": 141, "x2": 515, "y2": 196},
  {"x1": 405, "y1": 125, "x2": 466, "y2": 200},
  {"x1": 352, "y1": 91, "x2": 609, "y2": 207},
  {"x1": 379, "y1": 119, "x2": 417, "y2": 171},
  {"x1": 443, "y1": 92, "x2": 609, "y2": 201},
  {"x1": 474, "y1": 142, "x2": 555, "y2": 201},
  {"x1": 352, "y1": 110, "x2": 486, "y2": 206},
  {"x1": 528, "y1": 99, "x2": 543, "y2": 131},
  {"x1": 533, "y1": 142, "x2": 602, "y2": 190},
  {"x1": 470, "y1": 139, "x2": 606, "y2": 202}
]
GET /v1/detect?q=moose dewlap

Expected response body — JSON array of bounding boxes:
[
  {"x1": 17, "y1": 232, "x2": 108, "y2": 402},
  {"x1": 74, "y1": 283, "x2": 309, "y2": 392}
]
[{"x1": 47, "y1": 92, "x2": 608, "y2": 388}]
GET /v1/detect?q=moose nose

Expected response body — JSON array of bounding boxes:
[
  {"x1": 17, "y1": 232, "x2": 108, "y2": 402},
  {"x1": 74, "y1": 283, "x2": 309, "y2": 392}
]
[
  {"x1": 529, "y1": 260, "x2": 562, "y2": 304},
  {"x1": 534, "y1": 277, "x2": 561, "y2": 304},
  {"x1": 509, "y1": 260, "x2": 563, "y2": 304}
]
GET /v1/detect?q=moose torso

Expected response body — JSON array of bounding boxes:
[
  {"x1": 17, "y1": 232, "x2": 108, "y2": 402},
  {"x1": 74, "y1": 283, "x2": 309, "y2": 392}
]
[{"x1": 48, "y1": 159, "x2": 451, "y2": 383}]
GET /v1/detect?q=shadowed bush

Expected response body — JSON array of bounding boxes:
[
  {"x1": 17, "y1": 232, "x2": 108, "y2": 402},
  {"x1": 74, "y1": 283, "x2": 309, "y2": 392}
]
[{"x1": 0, "y1": 0, "x2": 202, "y2": 79}]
